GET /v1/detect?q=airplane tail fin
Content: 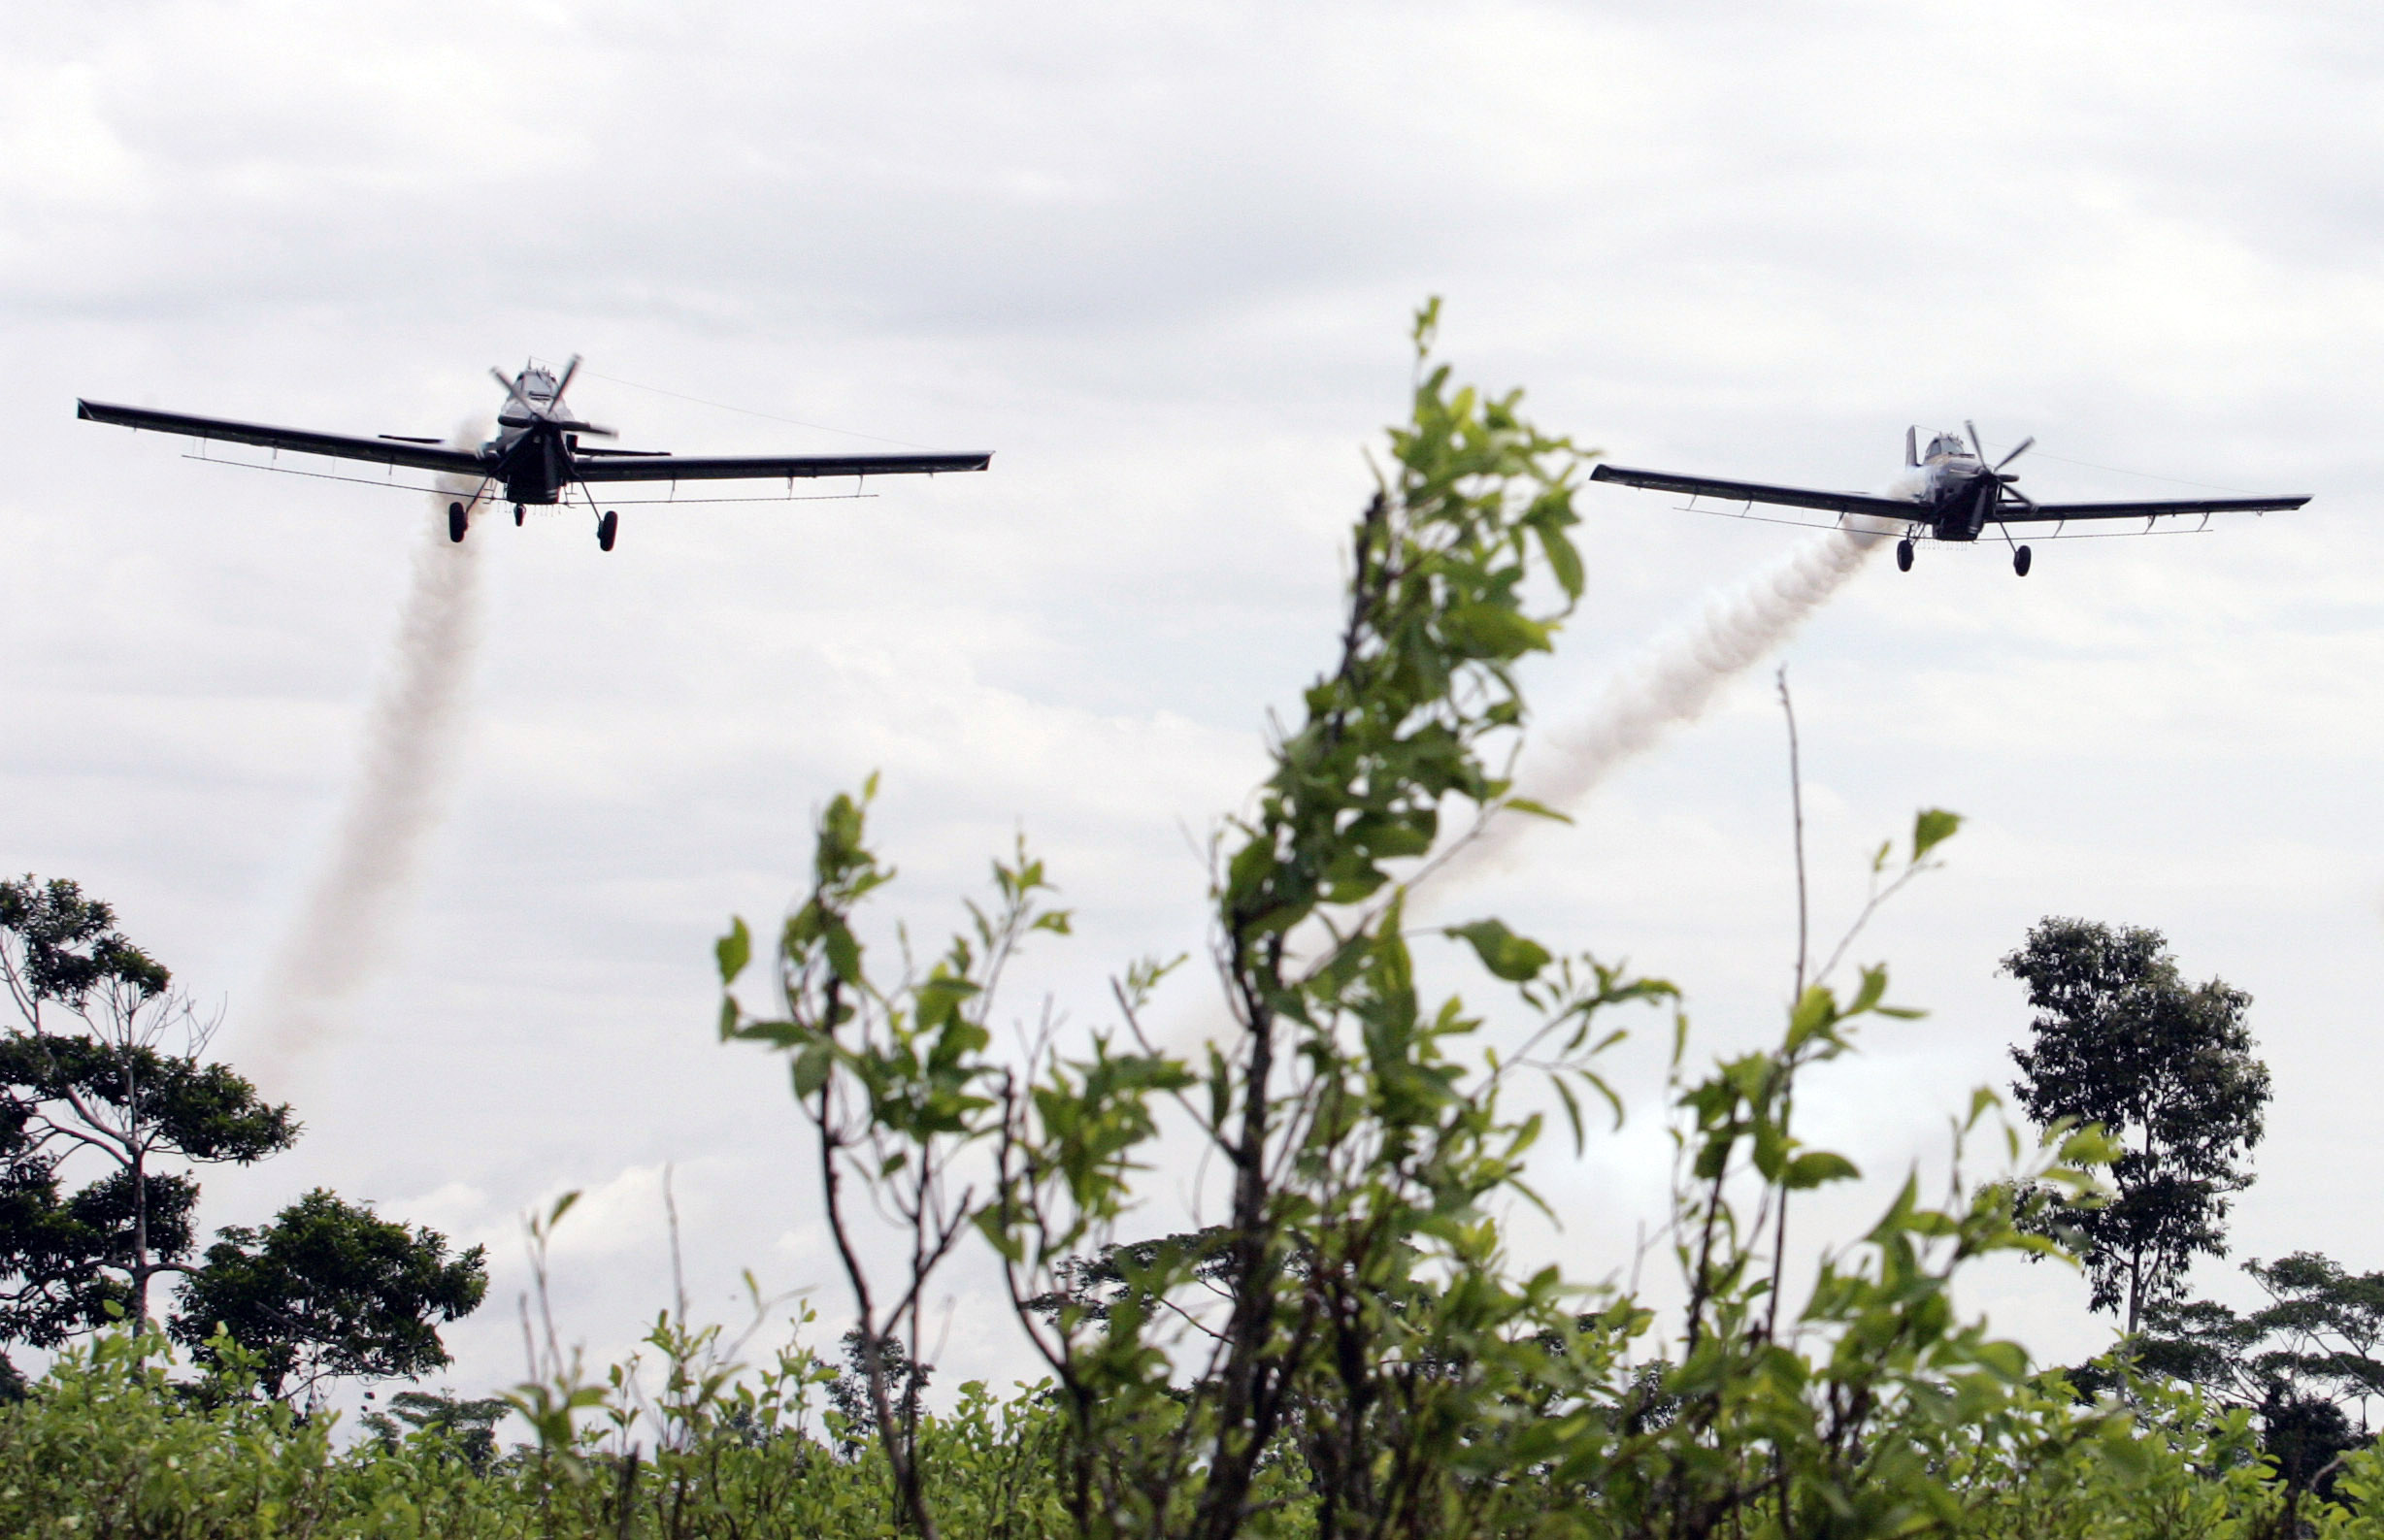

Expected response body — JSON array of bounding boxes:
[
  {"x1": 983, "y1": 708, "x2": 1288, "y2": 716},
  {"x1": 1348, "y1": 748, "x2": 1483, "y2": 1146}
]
[{"x1": 1904, "y1": 425, "x2": 1917, "y2": 468}]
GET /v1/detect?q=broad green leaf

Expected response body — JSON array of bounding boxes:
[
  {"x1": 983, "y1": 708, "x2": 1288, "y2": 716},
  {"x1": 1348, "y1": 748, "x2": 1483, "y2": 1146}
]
[
  {"x1": 1537, "y1": 521, "x2": 1584, "y2": 600},
  {"x1": 715, "y1": 917, "x2": 752, "y2": 983},
  {"x1": 792, "y1": 1046, "x2": 832, "y2": 1100},
  {"x1": 1783, "y1": 1151, "x2": 1861, "y2": 1189},
  {"x1": 823, "y1": 921, "x2": 863, "y2": 986},
  {"x1": 1440, "y1": 602, "x2": 1550, "y2": 659},
  {"x1": 1787, "y1": 985, "x2": 1836, "y2": 1048},
  {"x1": 1912, "y1": 807, "x2": 1962, "y2": 861},
  {"x1": 1443, "y1": 919, "x2": 1553, "y2": 982}
]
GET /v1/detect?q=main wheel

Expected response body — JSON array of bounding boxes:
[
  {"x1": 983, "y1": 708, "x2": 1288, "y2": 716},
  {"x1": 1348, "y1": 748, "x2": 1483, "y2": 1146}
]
[
  {"x1": 513, "y1": 504, "x2": 526, "y2": 527},
  {"x1": 447, "y1": 502, "x2": 467, "y2": 542},
  {"x1": 1895, "y1": 538, "x2": 1913, "y2": 573},
  {"x1": 597, "y1": 510, "x2": 618, "y2": 552},
  {"x1": 2013, "y1": 544, "x2": 2032, "y2": 577}
]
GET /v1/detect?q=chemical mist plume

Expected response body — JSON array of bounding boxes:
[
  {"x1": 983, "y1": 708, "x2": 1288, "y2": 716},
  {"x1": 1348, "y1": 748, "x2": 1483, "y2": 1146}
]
[
  {"x1": 1435, "y1": 514, "x2": 1896, "y2": 890},
  {"x1": 249, "y1": 444, "x2": 487, "y2": 1080}
]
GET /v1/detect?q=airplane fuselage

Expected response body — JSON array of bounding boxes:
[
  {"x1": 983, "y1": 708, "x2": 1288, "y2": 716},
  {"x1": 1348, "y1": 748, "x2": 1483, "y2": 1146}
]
[
  {"x1": 486, "y1": 366, "x2": 587, "y2": 507},
  {"x1": 1912, "y1": 459, "x2": 2002, "y2": 541},
  {"x1": 1904, "y1": 430, "x2": 2014, "y2": 541},
  {"x1": 488, "y1": 415, "x2": 577, "y2": 507}
]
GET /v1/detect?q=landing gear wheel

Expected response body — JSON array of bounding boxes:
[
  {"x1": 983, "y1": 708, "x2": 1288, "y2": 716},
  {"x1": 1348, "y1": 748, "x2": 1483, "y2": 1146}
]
[
  {"x1": 2013, "y1": 544, "x2": 2032, "y2": 577},
  {"x1": 597, "y1": 510, "x2": 618, "y2": 552},
  {"x1": 447, "y1": 501, "x2": 467, "y2": 543},
  {"x1": 513, "y1": 503, "x2": 526, "y2": 527},
  {"x1": 1895, "y1": 538, "x2": 1913, "y2": 573}
]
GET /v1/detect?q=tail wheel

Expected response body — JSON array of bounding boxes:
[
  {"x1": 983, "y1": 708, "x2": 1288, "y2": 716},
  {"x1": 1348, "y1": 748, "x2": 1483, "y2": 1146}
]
[
  {"x1": 1895, "y1": 538, "x2": 1913, "y2": 573},
  {"x1": 2013, "y1": 544, "x2": 2032, "y2": 577},
  {"x1": 597, "y1": 510, "x2": 618, "y2": 552},
  {"x1": 447, "y1": 502, "x2": 467, "y2": 543},
  {"x1": 513, "y1": 504, "x2": 526, "y2": 527}
]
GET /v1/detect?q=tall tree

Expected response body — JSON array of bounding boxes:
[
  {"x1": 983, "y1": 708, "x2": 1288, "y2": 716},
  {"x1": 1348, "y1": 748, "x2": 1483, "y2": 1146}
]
[
  {"x1": 0, "y1": 879, "x2": 483, "y2": 1401},
  {"x1": 0, "y1": 1034, "x2": 292, "y2": 1321},
  {"x1": 0, "y1": 876, "x2": 298, "y2": 1325},
  {"x1": 171, "y1": 1188, "x2": 487, "y2": 1404},
  {"x1": 2003, "y1": 917, "x2": 2269, "y2": 1332}
]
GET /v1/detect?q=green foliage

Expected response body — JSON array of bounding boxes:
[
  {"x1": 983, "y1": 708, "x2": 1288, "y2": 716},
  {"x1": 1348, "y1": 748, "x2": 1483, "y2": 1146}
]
[
  {"x1": 0, "y1": 1320, "x2": 1069, "y2": 1538},
  {"x1": 0, "y1": 881, "x2": 480, "y2": 1414},
  {"x1": 360, "y1": 1388, "x2": 513, "y2": 1472},
  {"x1": 2136, "y1": 1250, "x2": 2384, "y2": 1495},
  {"x1": 2003, "y1": 918, "x2": 2271, "y2": 1331},
  {"x1": 171, "y1": 1187, "x2": 488, "y2": 1402},
  {"x1": 703, "y1": 310, "x2": 2211, "y2": 1540},
  {"x1": 0, "y1": 876, "x2": 303, "y2": 1342},
  {"x1": 3, "y1": 311, "x2": 2355, "y2": 1540},
  {"x1": 0, "y1": 874, "x2": 168, "y2": 1011}
]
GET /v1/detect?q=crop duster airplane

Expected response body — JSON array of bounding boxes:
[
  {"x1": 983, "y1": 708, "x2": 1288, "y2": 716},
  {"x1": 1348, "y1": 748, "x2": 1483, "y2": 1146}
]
[
  {"x1": 1588, "y1": 423, "x2": 2307, "y2": 575},
  {"x1": 76, "y1": 357, "x2": 990, "y2": 551}
]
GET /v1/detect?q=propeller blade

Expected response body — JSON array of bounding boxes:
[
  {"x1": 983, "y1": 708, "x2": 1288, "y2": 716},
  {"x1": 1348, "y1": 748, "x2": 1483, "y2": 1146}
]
[
  {"x1": 1966, "y1": 419, "x2": 1988, "y2": 462},
  {"x1": 1994, "y1": 435, "x2": 2035, "y2": 472},
  {"x1": 574, "y1": 423, "x2": 618, "y2": 440},
  {"x1": 491, "y1": 367, "x2": 541, "y2": 416},
  {"x1": 552, "y1": 353, "x2": 581, "y2": 405},
  {"x1": 2002, "y1": 483, "x2": 2037, "y2": 510}
]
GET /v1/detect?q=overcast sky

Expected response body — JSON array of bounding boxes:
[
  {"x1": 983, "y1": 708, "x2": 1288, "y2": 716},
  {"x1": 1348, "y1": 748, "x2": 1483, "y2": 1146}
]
[{"x1": 6, "y1": 0, "x2": 2382, "y2": 1410}]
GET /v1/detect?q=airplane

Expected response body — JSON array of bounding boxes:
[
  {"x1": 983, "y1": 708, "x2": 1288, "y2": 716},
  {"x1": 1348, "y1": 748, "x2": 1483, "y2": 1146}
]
[
  {"x1": 1588, "y1": 422, "x2": 2308, "y2": 575},
  {"x1": 76, "y1": 356, "x2": 990, "y2": 551}
]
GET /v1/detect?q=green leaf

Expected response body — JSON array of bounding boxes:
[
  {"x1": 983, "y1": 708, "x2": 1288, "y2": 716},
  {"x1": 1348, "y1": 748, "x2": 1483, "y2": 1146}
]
[
  {"x1": 1536, "y1": 521, "x2": 1584, "y2": 600},
  {"x1": 1786, "y1": 985, "x2": 1836, "y2": 1048},
  {"x1": 1501, "y1": 797, "x2": 1573, "y2": 825},
  {"x1": 823, "y1": 921, "x2": 863, "y2": 986},
  {"x1": 792, "y1": 1046, "x2": 832, "y2": 1100},
  {"x1": 1912, "y1": 807, "x2": 1962, "y2": 862},
  {"x1": 715, "y1": 917, "x2": 752, "y2": 983},
  {"x1": 1783, "y1": 1151, "x2": 1861, "y2": 1189},
  {"x1": 1440, "y1": 603, "x2": 1550, "y2": 659},
  {"x1": 1552, "y1": 1074, "x2": 1585, "y2": 1153},
  {"x1": 1443, "y1": 919, "x2": 1553, "y2": 982}
]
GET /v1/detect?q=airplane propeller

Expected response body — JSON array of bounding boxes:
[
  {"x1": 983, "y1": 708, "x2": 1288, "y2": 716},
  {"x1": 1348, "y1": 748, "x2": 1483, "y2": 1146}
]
[
  {"x1": 1965, "y1": 420, "x2": 2036, "y2": 511},
  {"x1": 490, "y1": 356, "x2": 616, "y2": 438},
  {"x1": 491, "y1": 366, "x2": 542, "y2": 418}
]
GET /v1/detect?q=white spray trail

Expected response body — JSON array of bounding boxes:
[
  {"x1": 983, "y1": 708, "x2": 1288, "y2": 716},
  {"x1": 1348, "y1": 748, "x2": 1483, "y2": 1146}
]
[
  {"x1": 1437, "y1": 513, "x2": 1898, "y2": 889},
  {"x1": 249, "y1": 443, "x2": 488, "y2": 1080}
]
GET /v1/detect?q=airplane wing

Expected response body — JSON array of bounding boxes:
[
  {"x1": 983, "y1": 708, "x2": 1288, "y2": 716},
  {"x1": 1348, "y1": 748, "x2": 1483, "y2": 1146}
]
[
  {"x1": 76, "y1": 400, "x2": 488, "y2": 475},
  {"x1": 1999, "y1": 495, "x2": 2310, "y2": 522},
  {"x1": 1589, "y1": 463, "x2": 1921, "y2": 519},
  {"x1": 574, "y1": 450, "x2": 992, "y2": 482}
]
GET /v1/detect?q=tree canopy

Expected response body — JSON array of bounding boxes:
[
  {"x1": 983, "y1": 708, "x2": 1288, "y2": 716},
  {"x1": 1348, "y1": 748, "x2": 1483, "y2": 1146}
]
[
  {"x1": 172, "y1": 1188, "x2": 487, "y2": 1403},
  {"x1": 2003, "y1": 917, "x2": 2269, "y2": 1332}
]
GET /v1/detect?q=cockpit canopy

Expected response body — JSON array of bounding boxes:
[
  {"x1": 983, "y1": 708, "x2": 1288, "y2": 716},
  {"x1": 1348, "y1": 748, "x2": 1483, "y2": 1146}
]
[
  {"x1": 1924, "y1": 432, "x2": 1973, "y2": 461},
  {"x1": 518, "y1": 369, "x2": 560, "y2": 404}
]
